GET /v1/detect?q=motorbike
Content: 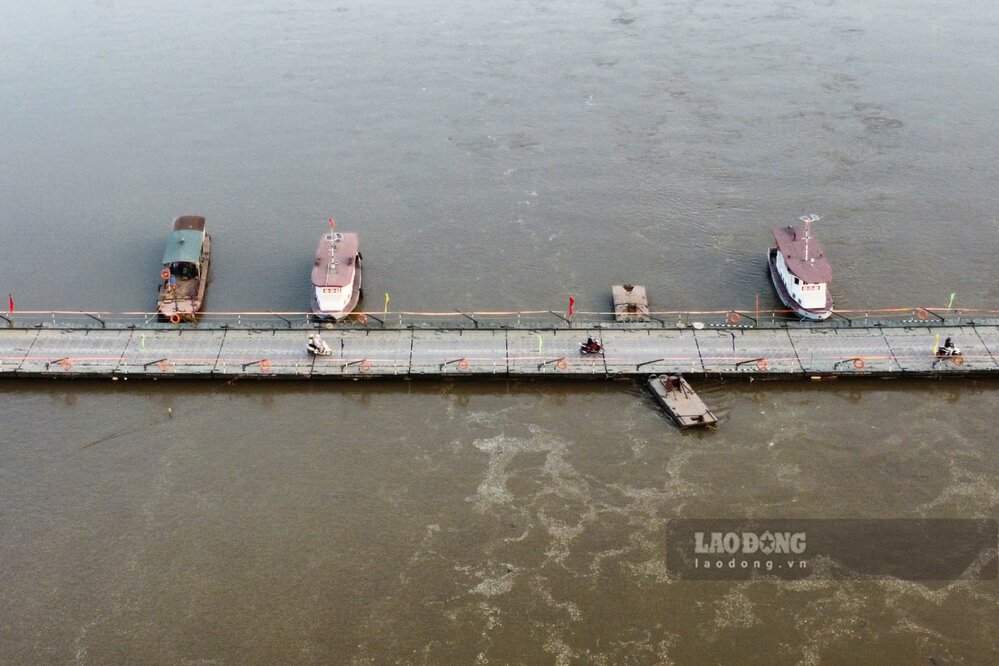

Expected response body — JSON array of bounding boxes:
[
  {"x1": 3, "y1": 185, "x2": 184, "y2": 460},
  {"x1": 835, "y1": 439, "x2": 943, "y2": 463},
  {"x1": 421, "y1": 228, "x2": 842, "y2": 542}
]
[
  {"x1": 308, "y1": 337, "x2": 333, "y2": 356},
  {"x1": 936, "y1": 345, "x2": 962, "y2": 357},
  {"x1": 580, "y1": 340, "x2": 603, "y2": 355}
]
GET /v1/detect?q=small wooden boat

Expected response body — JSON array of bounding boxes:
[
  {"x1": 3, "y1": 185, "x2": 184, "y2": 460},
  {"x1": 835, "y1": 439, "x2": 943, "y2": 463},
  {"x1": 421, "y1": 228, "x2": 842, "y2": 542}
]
[
  {"x1": 647, "y1": 374, "x2": 718, "y2": 429},
  {"x1": 311, "y1": 231, "x2": 362, "y2": 321},
  {"x1": 157, "y1": 216, "x2": 211, "y2": 322},
  {"x1": 768, "y1": 214, "x2": 833, "y2": 321}
]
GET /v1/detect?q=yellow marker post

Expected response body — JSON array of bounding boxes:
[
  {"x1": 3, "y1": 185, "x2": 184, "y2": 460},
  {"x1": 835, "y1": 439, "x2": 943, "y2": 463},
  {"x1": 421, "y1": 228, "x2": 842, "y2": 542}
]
[
  {"x1": 933, "y1": 333, "x2": 940, "y2": 355},
  {"x1": 384, "y1": 293, "x2": 389, "y2": 316},
  {"x1": 538, "y1": 335, "x2": 543, "y2": 355}
]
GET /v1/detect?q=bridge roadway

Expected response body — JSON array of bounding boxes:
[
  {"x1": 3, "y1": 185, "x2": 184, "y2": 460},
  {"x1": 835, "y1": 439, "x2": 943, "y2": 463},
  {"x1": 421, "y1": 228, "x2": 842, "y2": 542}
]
[{"x1": 1, "y1": 322, "x2": 998, "y2": 379}]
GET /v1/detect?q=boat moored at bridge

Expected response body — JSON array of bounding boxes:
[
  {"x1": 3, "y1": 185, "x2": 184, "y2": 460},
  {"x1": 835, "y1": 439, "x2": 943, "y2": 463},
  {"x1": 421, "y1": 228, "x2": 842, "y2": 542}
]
[
  {"x1": 157, "y1": 216, "x2": 211, "y2": 323},
  {"x1": 769, "y1": 214, "x2": 833, "y2": 321},
  {"x1": 311, "y1": 231, "x2": 362, "y2": 321}
]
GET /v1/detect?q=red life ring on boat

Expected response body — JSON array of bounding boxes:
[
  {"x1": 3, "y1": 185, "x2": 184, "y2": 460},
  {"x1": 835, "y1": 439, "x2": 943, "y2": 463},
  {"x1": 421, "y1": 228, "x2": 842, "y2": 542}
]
[
  {"x1": 161, "y1": 268, "x2": 170, "y2": 280},
  {"x1": 168, "y1": 313, "x2": 181, "y2": 324},
  {"x1": 556, "y1": 359, "x2": 568, "y2": 370},
  {"x1": 359, "y1": 360, "x2": 372, "y2": 373},
  {"x1": 953, "y1": 356, "x2": 965, "y2": 366},
  {"x1": 357, "y1": 313, "x2": 368, "y2": 325},
  {"x1": 756, "y1": 358, "x2": 768, "y2": 371},
  {"x1": 259, "y1": 359, "x2": 272, "y2": 372},
  {"x1": 853, "y1": 358, "x2": 865, "y2": 369},
  {"x1": 457, "y1": 359, "x2": 470, "y2": 371},
  {"x1": 728, "y1": 312, "x2": 742, "y2": 325},
  {"x1": 915, "y1": 308, "x2": 929, "y2": 321},
  {"x1": 157, "y1": 360, "x2": 170, "y2": 372},
  {"x1": 59, "y1": 359, "x2": 73, "y2": 370}
]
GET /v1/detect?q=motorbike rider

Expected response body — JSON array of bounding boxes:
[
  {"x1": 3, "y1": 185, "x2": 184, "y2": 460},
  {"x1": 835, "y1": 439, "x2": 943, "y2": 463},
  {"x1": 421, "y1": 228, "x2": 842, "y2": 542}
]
[
  {"x1": 939, "y1": 337, "x2": 956, "y2": 354},
  {"x1": 308, "y1": 333, "x2": 326, "y2": 354},
  {"x1": 583, "y1": 337, "x2": 602, "y2": 353}
]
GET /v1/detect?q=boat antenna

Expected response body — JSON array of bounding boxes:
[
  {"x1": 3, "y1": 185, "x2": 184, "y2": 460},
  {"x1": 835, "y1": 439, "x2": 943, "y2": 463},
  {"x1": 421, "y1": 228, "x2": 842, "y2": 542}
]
[
  {"x1": 325, "y1": 233, "x2": 338, "y2": 284},
  {"x1": 799, "y1": 214, "x2": 820, "y2": 262}
]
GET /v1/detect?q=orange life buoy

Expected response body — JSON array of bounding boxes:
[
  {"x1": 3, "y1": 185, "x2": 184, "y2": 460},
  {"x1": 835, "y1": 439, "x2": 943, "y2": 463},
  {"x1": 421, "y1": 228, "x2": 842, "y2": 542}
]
[
  {"x1": 728, "y1": 312, "x2": 742, "y2": 325},
  {"x1": 168, "y1": 313, "x2": 181, "y2": 324},
  {"x1": 359, "y1": 360, "x2": 372, "y2": 373},
  {"x1": 259, "y1": 359, "x2": 271, "y2": 372},
  {"x1": 915, "y1": 308, "x2": 929, "y2": 321},
  {"x1": 556, "y1": 359, "x2": 568, "y2": 370},
  {"x1": 457, "y1": 359, "x2": 470, "y2": 371},
  {"x1": 59, "y1": 359, "x2": 73, "y2": 370},
  {"x1": 853, "y1": 358, "x2": 865, "y2": 369},
  {"x1": 157, "y1": 360, "x2": 170, "y2": 372},
  {"x1": 357, "y1": 313, "x2": 368, "y2": 325},
  {"x1": 953, "y1": 355, "x2": 965, "y2": 366},
  {"x1": 161, "y1": 268, "x2": 170, "y2": 280},
  {"x1": 756, "y1": 358, "x2": 768, "y2": 371}
]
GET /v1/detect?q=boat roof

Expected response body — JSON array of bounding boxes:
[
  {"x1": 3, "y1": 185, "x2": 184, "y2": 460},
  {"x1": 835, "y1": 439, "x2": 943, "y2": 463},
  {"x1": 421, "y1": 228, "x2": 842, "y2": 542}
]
[
  {"x1": 772, "y1": 225, "x2": 832, "y2": 283},
  {"x1": 163, "y1": 229, "x2": 206, "y2": 265},
  {"x1": 311, "y1": 232, "x2": 359, "y2": 287},
  {"x1": 173, "y1": 216, "x2": 206, "y2": 232}
]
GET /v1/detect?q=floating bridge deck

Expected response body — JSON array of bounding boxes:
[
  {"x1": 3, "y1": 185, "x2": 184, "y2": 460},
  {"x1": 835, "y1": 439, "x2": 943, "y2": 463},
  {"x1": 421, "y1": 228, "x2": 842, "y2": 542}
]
[{"x1": 1, "y1": 309, "x2": 998, "y2": 380}]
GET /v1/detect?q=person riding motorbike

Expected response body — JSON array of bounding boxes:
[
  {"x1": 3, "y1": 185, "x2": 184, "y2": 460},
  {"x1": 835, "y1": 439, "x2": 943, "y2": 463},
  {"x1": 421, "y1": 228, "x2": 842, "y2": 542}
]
[
  {"x1": 308, "y1": 333, "x2": 330, "y2": 355},
  {"x1": 581, "y1": 337, "x2": 603, "y2": 354},
  {"x1": 937, "y1": 338, "x2": 961, "y2": 356},
  {"x1": 937, "y1": 337, "x2": 961, "y2": 357}
]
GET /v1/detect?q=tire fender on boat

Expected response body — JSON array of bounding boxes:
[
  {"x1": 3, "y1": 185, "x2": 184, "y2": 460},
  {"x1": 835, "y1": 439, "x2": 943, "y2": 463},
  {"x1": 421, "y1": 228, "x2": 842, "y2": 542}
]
[
  {"x1": 853, "y1": 358, "x2": 865, "y2": 369},
  {"x1": 169, "y1": 313, "x2": 181, "y2": 324},
  {"x1": 161, "y1": 268, "x2": 170, "y2": 280}
]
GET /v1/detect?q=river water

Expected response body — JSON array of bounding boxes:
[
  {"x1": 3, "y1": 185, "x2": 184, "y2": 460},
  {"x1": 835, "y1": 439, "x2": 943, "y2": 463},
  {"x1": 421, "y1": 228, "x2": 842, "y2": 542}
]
[{"x1": 1, "y1": 0, "x2": 998, "y2": 663}]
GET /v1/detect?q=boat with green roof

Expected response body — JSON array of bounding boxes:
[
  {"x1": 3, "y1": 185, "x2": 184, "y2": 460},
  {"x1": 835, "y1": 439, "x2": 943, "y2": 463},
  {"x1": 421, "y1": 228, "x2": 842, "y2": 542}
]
[{"x1": 157, "y1": 216, "x2": 211, "y2": 322}]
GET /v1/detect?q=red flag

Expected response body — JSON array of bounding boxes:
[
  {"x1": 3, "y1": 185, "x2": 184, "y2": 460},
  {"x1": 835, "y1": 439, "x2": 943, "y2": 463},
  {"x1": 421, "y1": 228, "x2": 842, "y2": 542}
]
[
  {"x1": 7, "y1": 293, "x2": 13, "y2": 312},
  {"x1": 329, "y1": 218, "x2": 335, "y2": 230},
  {"x1": 568, "y1": 296, "x2": 575, "y2": 316}
]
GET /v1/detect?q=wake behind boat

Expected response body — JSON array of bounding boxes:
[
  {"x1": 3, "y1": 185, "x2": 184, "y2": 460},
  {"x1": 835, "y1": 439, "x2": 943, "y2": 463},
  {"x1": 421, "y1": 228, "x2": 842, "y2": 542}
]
[
  {"x1": 768, "y1": 214, "x2": 833, "y2": 320},
  {"x1": 311, "y1": 229, "x2": 362, "y2": 321},
  {"x1": 157, "y1": 216, "x2": 211, "y2": 322}
]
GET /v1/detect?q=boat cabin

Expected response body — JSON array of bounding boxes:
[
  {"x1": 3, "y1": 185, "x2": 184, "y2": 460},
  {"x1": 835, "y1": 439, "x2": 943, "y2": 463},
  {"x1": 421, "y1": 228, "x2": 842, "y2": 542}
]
[{"x1": 163, "y1": 216, "x2": 208, "y2": 279}]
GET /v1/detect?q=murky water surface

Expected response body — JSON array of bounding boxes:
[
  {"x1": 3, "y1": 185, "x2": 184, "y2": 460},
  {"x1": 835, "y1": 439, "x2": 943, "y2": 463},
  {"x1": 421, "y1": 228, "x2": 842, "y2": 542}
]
[{"x1": 1, "y1": 0, "x2": 998, "y2": 662}]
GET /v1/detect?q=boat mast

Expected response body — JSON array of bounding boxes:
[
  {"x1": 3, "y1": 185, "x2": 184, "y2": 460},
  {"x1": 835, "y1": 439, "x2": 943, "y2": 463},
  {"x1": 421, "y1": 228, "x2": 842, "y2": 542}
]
[
  {"x1": 799, "y1": 214, "x2": 820, "y2": 262},
  {"x1": 324, "y1": 234, "x2": 338, "y2": 285}
]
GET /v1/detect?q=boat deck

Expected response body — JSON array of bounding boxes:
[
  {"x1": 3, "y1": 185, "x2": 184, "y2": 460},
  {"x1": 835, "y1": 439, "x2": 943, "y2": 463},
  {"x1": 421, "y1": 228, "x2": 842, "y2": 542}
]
[
  {"x1": 612, "y1": 285, "x2": 651, "y2": 323},
  {"x1": 1, "y1": 318, "x2": 997, "y2": 379}
]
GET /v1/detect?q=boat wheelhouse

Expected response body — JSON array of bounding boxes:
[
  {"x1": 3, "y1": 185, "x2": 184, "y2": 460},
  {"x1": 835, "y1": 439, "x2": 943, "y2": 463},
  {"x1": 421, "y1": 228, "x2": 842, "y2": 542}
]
[
  {"x1": 310, "y1": 231, "x2": 362, "y2": 321},
  {"x1": 767, "y1": 214, "x2": 833, "y2": 321},
  {"x1": 157, "y1": 216, "x2": 211, "y2": 322}
]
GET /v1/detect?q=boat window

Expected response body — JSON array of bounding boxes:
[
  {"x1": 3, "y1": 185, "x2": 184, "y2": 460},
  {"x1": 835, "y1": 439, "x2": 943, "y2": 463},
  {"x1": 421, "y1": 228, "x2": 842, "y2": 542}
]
[{"x1": 793, "y1": 277, "x2": 800, "y2": 285}]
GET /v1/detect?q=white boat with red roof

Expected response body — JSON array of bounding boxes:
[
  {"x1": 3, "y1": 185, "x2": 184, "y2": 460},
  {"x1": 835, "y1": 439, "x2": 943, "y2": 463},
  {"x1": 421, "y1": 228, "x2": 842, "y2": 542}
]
[
  {"x1": 768, "y1": 214, "x2": 834, "y2": 321},
  {"x1": 310, "y1": 227, "x2": 362, "y2": 321}
]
